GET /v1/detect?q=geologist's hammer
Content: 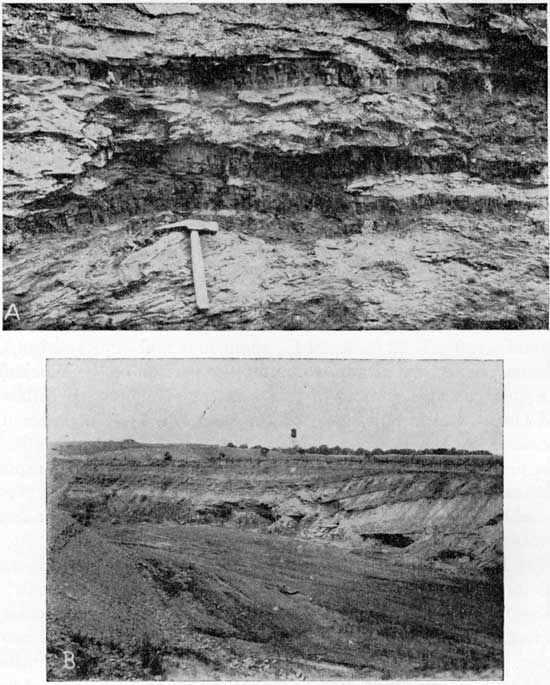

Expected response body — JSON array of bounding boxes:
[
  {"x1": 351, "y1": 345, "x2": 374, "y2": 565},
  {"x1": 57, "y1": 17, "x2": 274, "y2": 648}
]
[{"x1": 153, "y1": 219, "x2": 219, "y2": 311}]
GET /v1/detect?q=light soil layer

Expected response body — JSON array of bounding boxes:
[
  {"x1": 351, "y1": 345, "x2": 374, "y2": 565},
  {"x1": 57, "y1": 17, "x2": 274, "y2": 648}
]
[
  {"x1": 3, "y1": 3, "x2": 548, "y2": 329},
  {"x1": 47, "y1": 442, "x2": 503, "y2": 680}
]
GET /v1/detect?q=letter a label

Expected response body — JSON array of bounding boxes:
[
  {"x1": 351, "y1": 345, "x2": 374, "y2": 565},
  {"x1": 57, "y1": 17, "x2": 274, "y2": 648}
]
[{"x1": 3, "y1": 303, "x2": 20, "y2": 322}]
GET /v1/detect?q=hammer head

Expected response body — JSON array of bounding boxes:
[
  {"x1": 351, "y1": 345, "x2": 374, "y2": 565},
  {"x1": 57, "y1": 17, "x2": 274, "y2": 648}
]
[{"x1": 153, "y1": 219, "x2": 219, "y2": 236}]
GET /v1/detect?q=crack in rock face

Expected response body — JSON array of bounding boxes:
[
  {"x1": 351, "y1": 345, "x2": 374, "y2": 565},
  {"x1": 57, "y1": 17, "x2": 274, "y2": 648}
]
[{"x1": 3, "y1": 3, "x2": 548, "y2": 329}]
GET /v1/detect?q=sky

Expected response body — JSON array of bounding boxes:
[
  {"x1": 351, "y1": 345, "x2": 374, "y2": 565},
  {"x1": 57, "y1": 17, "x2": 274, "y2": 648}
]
[{"x1": 47, "y1": 359, "x2": 503, "y2": 453}]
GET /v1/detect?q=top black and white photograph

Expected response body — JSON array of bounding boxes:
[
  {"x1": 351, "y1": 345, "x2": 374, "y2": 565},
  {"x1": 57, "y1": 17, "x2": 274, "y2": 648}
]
[{"x1": 3, "y1": 2, "x2": 548, "y2": 330}]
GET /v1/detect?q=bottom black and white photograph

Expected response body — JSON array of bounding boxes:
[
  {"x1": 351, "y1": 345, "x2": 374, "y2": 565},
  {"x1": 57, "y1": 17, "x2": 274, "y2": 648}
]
[{"x1": 46, "y1": 359, "x2": 503, "y2": 681}]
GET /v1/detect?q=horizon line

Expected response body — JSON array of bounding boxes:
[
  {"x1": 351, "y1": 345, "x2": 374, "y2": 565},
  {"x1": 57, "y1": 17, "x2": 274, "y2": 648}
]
[{"x1": 48, "y1": 439, "x2": 501, "y2": 457}]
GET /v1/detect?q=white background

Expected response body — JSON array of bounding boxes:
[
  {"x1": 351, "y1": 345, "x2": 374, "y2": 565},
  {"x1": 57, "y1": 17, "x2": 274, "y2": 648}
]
[
  {"x1": 1, "y1": 0, "x2": 549, "y2": 682},
  {"x1": 1, "y1": 331, "x2": 549, "y2": 684}
]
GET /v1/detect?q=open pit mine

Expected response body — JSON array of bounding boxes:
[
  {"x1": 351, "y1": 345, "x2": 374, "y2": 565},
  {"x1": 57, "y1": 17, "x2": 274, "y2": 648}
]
[
  {"x1": 3, "y1": 3, "x2": 548, "y2": 329},
  {"x1": 47, "y1": 441, "x2": 503, "y2": 680}
]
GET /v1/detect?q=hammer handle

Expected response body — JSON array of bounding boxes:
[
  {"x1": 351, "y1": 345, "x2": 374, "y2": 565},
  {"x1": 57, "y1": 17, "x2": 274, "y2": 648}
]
[{"x1": 190, "y1": 230, "x2": 209, "y2": 311}]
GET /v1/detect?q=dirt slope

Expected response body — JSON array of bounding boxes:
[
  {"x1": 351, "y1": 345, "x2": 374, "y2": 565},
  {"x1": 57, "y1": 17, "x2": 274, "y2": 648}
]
[
  {"x1": 4, "y1": 3, "x2": 547, "y2": 329},
  {"x1": 47, "y1": 442, "x2": 503, "y2": 680}
]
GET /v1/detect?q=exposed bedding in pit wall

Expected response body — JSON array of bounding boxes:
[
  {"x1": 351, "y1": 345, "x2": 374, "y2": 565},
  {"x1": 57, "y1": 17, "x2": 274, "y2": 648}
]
[
  {"x1": 3, "y1": 3, "x2": 548, "y2": 329},
  {"x1": 54, "y1": 446, "x2": 503, "y2": 572}
]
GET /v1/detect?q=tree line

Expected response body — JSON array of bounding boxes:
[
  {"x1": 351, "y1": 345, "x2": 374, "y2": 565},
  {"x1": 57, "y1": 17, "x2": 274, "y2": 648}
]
[{"x1": 226, "y1": 443, "x2": 493, "y2": 456}]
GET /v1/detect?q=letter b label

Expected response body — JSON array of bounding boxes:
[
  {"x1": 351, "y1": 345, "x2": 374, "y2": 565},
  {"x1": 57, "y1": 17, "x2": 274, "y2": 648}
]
[{"x1": 62, "y1": 650, "x2": 75, "y2": 669}]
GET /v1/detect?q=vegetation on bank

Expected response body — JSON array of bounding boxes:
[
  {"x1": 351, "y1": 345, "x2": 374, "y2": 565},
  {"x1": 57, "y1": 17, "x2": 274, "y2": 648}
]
[{"x1": 234, "y1": 443, "x2": 494, "y2": 457}]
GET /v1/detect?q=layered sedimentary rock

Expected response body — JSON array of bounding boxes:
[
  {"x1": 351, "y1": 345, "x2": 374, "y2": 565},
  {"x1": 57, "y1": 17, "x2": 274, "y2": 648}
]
[
  {"x1": 4, "y1": 3, "x2": 547, "y2": 329},
  {"x1": 52, "y1": 443, "x2": 503, "y2": 572},
  {"x1": 48, "y1": 442, "x2": 503, "y2": 679}
]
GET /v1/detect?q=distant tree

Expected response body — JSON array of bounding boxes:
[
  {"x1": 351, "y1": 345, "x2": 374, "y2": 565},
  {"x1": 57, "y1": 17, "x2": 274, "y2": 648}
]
[
  {"x1": 260, "y1": 447, "x2": 269, "y2": 456},
  {"x1": 318, "y1": 444, "x2": 329, "y2": 455},
  {"x1": 372, "y1": 448, "x2": 383, "y2": 455},
  {"x1": 226, "y1": 442, "x2": 236, "y2": 448},
  {"x1": 239, "y1": 443, "x2": 248, "y2": 449}
]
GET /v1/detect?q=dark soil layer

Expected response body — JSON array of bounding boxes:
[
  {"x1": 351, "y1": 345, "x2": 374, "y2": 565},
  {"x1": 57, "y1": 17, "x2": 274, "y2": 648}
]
[
  {"x1": 3, "y1": 3, "x2": 548, "y2": 329},
  {"x1": 47, "y1": 441, "x2": 503, "y2": 680}
]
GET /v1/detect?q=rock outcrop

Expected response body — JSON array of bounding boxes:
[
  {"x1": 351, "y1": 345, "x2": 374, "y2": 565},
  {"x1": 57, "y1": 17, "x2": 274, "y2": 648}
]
[
  {"x1": 48, "y1": 441, "x2": 503, "y2": 679},
  {"x1": 52, "y1": 442, "x2": 503, "y2": 573},
  {"x1": 4, "y1": 3, "x2": 547, "y2": 329}
]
